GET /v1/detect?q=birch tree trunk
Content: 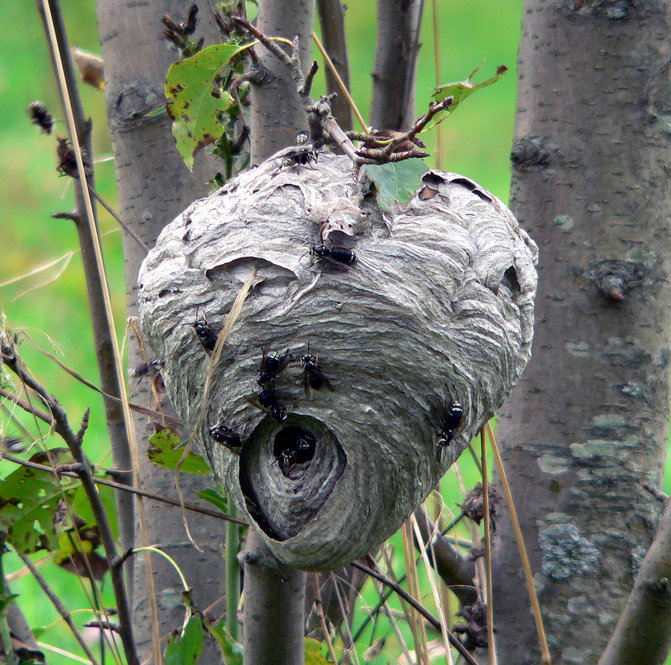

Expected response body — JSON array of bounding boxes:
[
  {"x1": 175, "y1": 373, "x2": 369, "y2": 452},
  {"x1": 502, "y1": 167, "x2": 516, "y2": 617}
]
[
  {"x1": 493, "y1": 2, "x2": 671, "y2": 663},
  {"x1": 96, "y1": 2, "x2": 227, "y2": 661}
]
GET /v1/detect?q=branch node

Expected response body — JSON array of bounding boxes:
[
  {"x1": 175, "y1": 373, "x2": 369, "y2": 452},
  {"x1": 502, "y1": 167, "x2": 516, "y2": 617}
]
[
  {"x1": 642, "y1": 481, "x2": 668, "y2": 505},
  {"x1": 52, "y1": 211, "x2": 80, "y2": 223},
  {"x1": 76, "y1": 407, "x2": 91, "y2": 442},
  {"x1": 302, "y1": 60, "x2": 319, "y2": 98}
]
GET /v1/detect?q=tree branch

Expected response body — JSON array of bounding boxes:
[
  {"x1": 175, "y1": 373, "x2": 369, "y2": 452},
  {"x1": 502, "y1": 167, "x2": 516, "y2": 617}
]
[
  {"x1": 413, "y1": 507, "x2": 478, "y2": 607},
  {"x1": 0, "y1": 386, "x2": 54, "y2": 426},
  {"x1": 239, "y1": 531, "x2": 306, "y2": 665},
  {"x1": 350, "y1": 560, "x2": 479, "y2": 665},
  {"x1": 37, "y1": 0, "x2": 134, "y2": 570},
  {"x1": 16, "y1": 551, "x2": 101, "y2": 665},
  {"x1": 598, "y1": 492, "x2": 671, "y2": 665},
  {"x1": 0, "y1": 452, "x2": 247, "y2": 526},
  {"x1": 1, "y1": 342, "x2": 139, "y2": 665}
]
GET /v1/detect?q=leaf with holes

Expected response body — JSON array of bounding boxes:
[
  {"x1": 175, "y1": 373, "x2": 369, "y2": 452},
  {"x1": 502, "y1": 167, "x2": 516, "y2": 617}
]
[
  {"x1": 433, "y1": 64, "x2": 508, "y2": 112},
  {"x1": 165, "y1": 43, "x2": 240, "y2": 169},
  {"x1": 147, "y1": 429, "x2": 210, "y2": 474},
  {"x1": 0, "y1": 449, "x2": 79, "y2": 554},
  {"x1": 364, "y1": 160, "x2": 428, "y2": 212}
]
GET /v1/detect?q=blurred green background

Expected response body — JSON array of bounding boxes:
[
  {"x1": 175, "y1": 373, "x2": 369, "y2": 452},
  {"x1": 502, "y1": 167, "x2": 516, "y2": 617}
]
[{"x1": 0, "y1": 1, "x2": 604, "y2": 663}]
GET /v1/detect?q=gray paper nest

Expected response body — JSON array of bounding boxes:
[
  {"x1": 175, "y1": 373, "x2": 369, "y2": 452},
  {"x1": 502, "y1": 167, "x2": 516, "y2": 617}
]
[{"x1": 138, "y1": 149, "x2": 538, "y2": 570}]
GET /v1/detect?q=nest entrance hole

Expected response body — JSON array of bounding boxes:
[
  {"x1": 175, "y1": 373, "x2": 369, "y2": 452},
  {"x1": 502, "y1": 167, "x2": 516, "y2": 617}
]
[
  {"x1": 274, "y1": 425, "x2": 316, "y2": 476},
  {"x1": 238, "y1": 415, "x2": 347, "y2": 542}
]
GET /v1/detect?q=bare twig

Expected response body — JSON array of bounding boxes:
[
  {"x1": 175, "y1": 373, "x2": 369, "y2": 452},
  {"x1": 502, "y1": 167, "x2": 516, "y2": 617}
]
[
  {"x1": 87, "y1": 184, "x2": 150, "y2": 254},
  {"x1": 350, "y1": 560, "x2": 479, "y2": 665},
  {"x1": 33, "y1": 345, "x2": 183, "y2": 428},
  {"x1": 1, "y1": 342, "x2": 139, "y2": 665},
  {"x1": 232, "y1": 15, "x2": 446, "y2": 177},
  {"x1": 312, "y1": 574, "x2": 338, "y2": 664},
  {"x1": 0, "y1": 387, "x2": 54, "y2": 426},
  {"x1": 37, "y1": 0, "x2": 136, "y2": 586},
  {"x1": 481, "y1": 429, "x2": 496, "y2": 663},
  {"x1": 413, "y1": 507, "x2": 478, "y2": 606},
  {"x1": 16, "y1": 551, "x2": 100, "y2": 665},
  {"x1": 0, "y1": 452, "x2": 247, "y2": 525},
  {"x1": 354, "y1": 98, "x2": 451, "y2": 162}
]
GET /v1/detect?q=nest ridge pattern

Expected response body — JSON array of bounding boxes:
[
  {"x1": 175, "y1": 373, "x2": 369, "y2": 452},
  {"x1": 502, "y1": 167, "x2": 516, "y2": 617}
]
[{"x1": 138, "y1": 150, "x2": 538, "y2": 570}]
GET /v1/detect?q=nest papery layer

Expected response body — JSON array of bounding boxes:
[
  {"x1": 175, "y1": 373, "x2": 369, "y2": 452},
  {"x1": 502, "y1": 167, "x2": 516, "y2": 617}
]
[{"x1": 139, "y1": 150, "x2": 537, "y2": 569}]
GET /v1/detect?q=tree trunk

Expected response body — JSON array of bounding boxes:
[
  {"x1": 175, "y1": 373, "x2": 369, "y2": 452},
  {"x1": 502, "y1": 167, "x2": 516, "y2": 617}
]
[
  {"x1": 316, "y1": 0, "x2": 352, "y2": 131},
  {"x1": 250, "y1": 0, "x2": 315, "y2": 162},
  {"x1": 242, "y1": 2, "x2": 314, "y2": 662},
  {"x1": 96, "y1": 1, "x2": 227, "y2": 661},
  {"x1": 370, "y1": 0, "x2": 422, "y2": 131},
  {"x1": 493, "y1": 2, "x2": 671, "y2": 664}
]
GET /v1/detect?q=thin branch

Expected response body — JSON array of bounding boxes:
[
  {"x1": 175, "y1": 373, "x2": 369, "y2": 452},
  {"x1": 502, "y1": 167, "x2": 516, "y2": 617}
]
[
  {"x1": 1, "y1": 343, "x2": 139, "y2": 665},
  {"x1": 232, "y1": 16, "x2": 444, "y2": 178},
  {"x1": 0, "y1": 386, "x2": 54, "y2": 426},
  {"x1": 0, "y1": 452, "x2": 247, "y2": 525},
  {"x1": 481, "y1": 429, "x2": 496, "y2": 663},
  {"x1": 413, "y1": 507, "x2": 478, "y2": 606},
  {"x1": 350, "y1": 560, "x2": 479, "y2": 665},
  {"x1": 598, "y1": 485, "x2": 671, "y2": 665},
  {"x1": 34, "y1": 345, "x2": 183, "y2": 428},
  {"x1": 87, "y1": 184, "x2": 150, "y2": 254},
  {"x1": 37, "y1": 0, "x2": 136, "y2": 580},
  {"x1": 354, "y1": 98, "x2": 450, "y2": 162},
  {"x1": 16, "y1": 551, "x2": 100, "y2": 665},
  {"x1": 312, "y1": 574, "x2": 338, "y2": 665}
]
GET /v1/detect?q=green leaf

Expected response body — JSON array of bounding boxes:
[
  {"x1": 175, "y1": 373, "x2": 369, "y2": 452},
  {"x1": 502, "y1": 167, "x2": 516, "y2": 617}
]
[
  {"x1": 305, "y1": 638, "x2": 331, "y2": 665},
  {"x1": 433, "y1": 64, "x2": 508, "y2": 113},
  {"x1": 165, "y1": 615, "x2": 204, "y2": 665},
  {"x1": 206, "y1": 619, "x2": 243, "y2": 665},
  {"x1": 195, "y1": 488, "x2": 228, "y2": 513},
  {"x1": 165, "y1": 43, "x2": 240, "y2": 168},
  {"x1": 148, "y1": 430, "x2": 210, "y2": 475},
  {"x1": 364, "y1": 160, "x2": 428, "y2": 211},
  {"x1": 0, "y1": 593, "x2": 19, "y2": 614},
  {"x1": 0, "y1": 449, "x2": 78, "y2": 554}
]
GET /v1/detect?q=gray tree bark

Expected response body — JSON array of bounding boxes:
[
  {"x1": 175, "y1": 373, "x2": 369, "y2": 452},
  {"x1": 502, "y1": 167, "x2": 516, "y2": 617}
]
[
  {"x1": 316, "y1": 0, "x2": 352, "y2": 130},
  {"x1": 370, "y1": 0, "x2": 422, "y2": 131},
  {"x1": 492, "y1": 2, "x2": 671, "y2": 664},
  {"x1": 242, "y1": 2, "x2": 314, "y2": 662},
  {"x1": 250, "y1": 0, "x2": 315, "y2": 162},
  {"x1": 96, "y1": 1, "x2": 228, "y2": 661}
]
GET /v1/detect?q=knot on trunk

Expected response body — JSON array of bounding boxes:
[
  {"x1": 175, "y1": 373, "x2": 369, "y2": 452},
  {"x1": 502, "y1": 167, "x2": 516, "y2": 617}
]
[{"x1": 138, "y1": 151, "x2": 538, "y2": 570}]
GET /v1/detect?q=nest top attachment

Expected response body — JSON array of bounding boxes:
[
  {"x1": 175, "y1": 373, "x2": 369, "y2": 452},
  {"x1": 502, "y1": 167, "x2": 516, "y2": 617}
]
[{"x1": 138, "y1": 149, "x2": 538, "y2": 570}]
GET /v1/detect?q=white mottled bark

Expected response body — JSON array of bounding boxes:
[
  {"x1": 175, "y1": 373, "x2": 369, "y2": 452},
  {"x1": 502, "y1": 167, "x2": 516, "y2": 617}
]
[{"x1": 139, "y1": 151, "x2": 537, "y2": 570}]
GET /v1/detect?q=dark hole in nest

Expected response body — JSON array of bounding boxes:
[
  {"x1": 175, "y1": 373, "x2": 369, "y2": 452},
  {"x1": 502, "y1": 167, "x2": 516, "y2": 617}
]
[
  {"x1": 501, "y1": 266, "x2": 521, "y2": 294},
  {"x1": 451, "y1": 177, "x2": 493, "y2": 203},
  {"x1": 274, "y1": 426, "x2": 316, "y2": 476}
]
